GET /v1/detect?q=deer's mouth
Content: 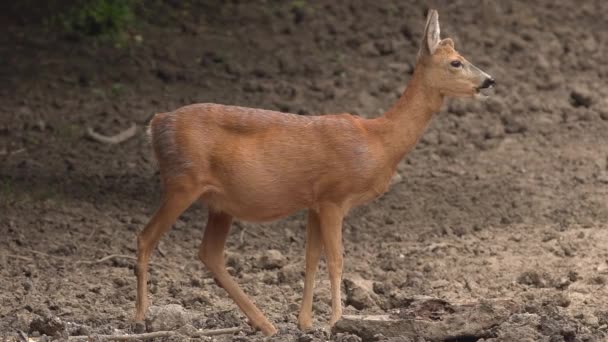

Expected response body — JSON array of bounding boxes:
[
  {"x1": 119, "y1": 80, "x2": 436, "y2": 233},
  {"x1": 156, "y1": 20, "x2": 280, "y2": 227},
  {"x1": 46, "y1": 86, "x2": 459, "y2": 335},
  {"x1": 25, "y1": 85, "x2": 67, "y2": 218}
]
[
  {"x1": 475, "y1": 77, "x2": 496, "y2": 99},
  {"x1": 475, "y1": 86, "x2": 494, "y2": 99}
]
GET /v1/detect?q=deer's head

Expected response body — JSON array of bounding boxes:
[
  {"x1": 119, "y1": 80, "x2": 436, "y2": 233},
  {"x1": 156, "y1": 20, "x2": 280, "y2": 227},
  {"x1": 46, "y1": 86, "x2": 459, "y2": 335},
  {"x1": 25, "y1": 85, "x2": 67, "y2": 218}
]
[{"x1": 416, "y1": 10, "x2": 495, "y2": 99}]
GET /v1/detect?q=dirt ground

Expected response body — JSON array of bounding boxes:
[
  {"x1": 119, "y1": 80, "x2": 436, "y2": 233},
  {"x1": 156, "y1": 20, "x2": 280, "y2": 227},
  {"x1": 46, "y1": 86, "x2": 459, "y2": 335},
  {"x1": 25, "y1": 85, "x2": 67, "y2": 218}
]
[{"x1": 2, "y1": 0, "x2": 608, "y2": 341}]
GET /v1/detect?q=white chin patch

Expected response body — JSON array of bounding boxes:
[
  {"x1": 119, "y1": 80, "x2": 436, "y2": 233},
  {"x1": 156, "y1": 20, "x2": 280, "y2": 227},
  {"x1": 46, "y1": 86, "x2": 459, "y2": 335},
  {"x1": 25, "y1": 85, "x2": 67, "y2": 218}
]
[{"x1": 475, "y1": 87, "x2": 494, "y2": 100}]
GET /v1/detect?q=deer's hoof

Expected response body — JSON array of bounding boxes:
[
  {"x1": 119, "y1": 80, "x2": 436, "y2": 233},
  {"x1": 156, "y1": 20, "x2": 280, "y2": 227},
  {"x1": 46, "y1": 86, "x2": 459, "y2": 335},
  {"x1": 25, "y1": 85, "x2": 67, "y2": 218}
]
[
  {"x1": 259, "y1": 322, "x2": 278, "y2": 336},
  {"x1": 132, "y1": 321, "x2": 146, "y2": 334}
]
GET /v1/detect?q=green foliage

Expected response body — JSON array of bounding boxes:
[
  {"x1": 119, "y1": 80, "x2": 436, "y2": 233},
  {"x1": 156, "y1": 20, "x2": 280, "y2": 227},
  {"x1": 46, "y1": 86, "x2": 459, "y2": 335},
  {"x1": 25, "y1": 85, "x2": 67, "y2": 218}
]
[{"x1": 55, "y1": 0, "x2": 137, "y2": 42}]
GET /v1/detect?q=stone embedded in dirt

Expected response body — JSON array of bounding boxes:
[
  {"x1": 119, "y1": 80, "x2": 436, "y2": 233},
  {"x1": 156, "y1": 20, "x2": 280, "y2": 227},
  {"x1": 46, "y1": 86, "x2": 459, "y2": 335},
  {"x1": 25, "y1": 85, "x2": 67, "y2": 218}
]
[
  {"x1": 278, "y1": 262, "x2": 303, "y2": 284},
  {"x1": 333, "y1": 332, "x2": 364, "y2": 342},
  {"x1": 333, "y1": 297, "x2": 518, "y2": 341},
  {"x1": 145, "y1": 304, "x2": 192, "y2": 332},
  {"x1": 596, "y1": 99, "x2": 608, "y2": 121},
  {"x1": 501, "y1": 116, "x2": 528, "y2": 134},
  {"x1": 344, "y1": 274, "x2": 377, "y2": 310},
  {"x1": 177, "y1": 323, "x2": 199, "y2": 336},
  {"x1": 517, "y1": 270, "x2": 555, "y2": 288},
  {"x1": 486, "y1": 313, "x2": 544, "y2": 341},
  {"x1": 259, "y1": 249, "x2": 287, "y2": 269},
  {"x1": 29, "y1": 315, "x2": 66, "y2": 336},
  {"x1": 484, "y1": 122, "x2": 505, "y2": 140},
  {"x1": 226, "y1": 251, "x2": 245, "y2": 274},
  {"x1": 570, "y1": 87, "x2": 594, "y2": 108}
]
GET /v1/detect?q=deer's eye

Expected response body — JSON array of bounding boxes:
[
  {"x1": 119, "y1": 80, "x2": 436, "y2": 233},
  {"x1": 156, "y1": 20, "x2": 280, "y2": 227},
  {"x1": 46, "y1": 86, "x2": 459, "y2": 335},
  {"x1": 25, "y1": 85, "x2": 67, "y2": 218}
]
[{"x1": 450, "y1": 60, "x2": 463, "y2": 68}]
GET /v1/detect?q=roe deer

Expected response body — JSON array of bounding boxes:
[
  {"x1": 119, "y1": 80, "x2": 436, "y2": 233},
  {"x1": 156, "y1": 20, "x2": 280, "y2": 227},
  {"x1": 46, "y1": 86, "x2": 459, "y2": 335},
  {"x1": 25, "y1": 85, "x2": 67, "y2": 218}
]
[{"x1": 134, "y1": 9, "x2": 495, "y2": 336}]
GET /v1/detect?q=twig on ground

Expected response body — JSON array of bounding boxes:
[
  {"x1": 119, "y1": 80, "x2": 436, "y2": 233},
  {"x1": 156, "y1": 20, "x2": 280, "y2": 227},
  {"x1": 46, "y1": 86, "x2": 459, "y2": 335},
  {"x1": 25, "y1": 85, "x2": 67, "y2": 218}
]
[
  {"x1": 76, "y1": 254, "x2": 136, "y2": 265},
  {"x1": 11, "y1": 148, "x2": 26, "y2": 155},
  {"x1": 86, "y1": 123, "x2": 137, "y2": 145},
  {"x1": 28, "y1": 249, "x2": 69, "y2": 261},
  {"x1": 16, "y1": 250, "x2": 166, "y2": 268},
  {"x1": 198, "y1": 327, "x2": 241, "y2": 336},
  {"x1": 68, "y1": 327, "x2": 241, "y2": 341},
  {"x1": 75, "y1": 254, "x2": 166, "y2": 268},
  {"x1": 6, "y1": 254, "x2": 34, "y2": 262},
  {"x1": 69, "y1": 330, "x2": 174, "y2": 341}
]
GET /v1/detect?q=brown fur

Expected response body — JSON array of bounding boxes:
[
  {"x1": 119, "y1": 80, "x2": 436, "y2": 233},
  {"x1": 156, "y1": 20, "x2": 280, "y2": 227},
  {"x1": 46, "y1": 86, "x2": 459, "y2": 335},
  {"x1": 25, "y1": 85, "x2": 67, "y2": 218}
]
[{"x1": 134, "y1": 10, "x2": 494, "y2": 336}]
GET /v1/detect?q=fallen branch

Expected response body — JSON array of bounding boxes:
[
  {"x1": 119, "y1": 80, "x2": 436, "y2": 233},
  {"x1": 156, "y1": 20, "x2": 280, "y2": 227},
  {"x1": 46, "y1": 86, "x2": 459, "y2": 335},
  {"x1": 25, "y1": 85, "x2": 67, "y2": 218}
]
[
  {"x1": 76, "y1": 254, "x2": 136, "y2": 265},
  {"x1": 69, "y1": 330, "x2": 174, "y2": 341},
  {"x1": 87, "y1": 123, "x2": 137, "y2": 145},
  {"x1": 198, "y1": 327, "x2": 241, "y2": 336},
  {"x1": 68, "y1": 327, "x2": 241, "y2": 341}
]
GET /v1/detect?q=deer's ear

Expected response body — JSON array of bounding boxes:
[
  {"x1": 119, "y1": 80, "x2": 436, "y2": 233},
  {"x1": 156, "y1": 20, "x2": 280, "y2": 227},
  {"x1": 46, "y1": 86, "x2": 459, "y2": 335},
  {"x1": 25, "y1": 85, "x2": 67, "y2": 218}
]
[{"x1": 418, "y1": 9, "x2": 441, "y2": 59}]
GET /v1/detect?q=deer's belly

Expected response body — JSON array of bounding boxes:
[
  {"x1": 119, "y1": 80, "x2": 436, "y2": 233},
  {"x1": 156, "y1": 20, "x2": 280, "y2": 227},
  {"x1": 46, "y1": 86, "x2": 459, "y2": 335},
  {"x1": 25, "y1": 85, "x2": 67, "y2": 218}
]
[{"x1": 205, "y1": 186, "x2": 311, "y2": 222}]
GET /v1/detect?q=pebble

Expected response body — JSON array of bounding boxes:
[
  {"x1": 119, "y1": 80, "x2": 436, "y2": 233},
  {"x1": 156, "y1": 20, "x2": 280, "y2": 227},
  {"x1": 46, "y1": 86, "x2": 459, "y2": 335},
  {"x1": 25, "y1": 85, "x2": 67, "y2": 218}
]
[
  {"x1": 570, "y1": 87, "x2": 594, "y2": 108},
  {"x1": 259, "y1": 249, "x2": 287, "y2": 269},
  {"x1": 344, "y1": 274, "x2": 376, "y2": 310},
  {"x1": 145, "y1": 304, "x2": 191, "y2": 332}
]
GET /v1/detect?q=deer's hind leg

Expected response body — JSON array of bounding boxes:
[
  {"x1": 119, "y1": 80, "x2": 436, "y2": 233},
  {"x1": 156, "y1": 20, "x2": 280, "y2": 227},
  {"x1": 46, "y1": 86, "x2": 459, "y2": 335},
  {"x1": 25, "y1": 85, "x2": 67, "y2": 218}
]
[
  {"x1": 198, "y1": 208, "x2": 277, "y2": 336},
  {"x1": 134, "y1": 180, "x2": 204, "y2": 323}
]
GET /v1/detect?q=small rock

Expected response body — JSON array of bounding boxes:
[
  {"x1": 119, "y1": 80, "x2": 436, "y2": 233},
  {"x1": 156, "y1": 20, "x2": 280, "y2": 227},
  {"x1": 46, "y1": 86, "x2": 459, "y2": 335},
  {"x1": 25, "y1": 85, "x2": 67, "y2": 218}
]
[
  {"x1": 145, "y1": 304, "x2": 191, "y2": 332},
  {"x1": 298, "y1": 335, "x2": 314, "y2": 342},
  {"x1": 278, "y1": 262, "x2": 303, "y2": 283},
  {"x1": 259, "y1": 249, "x2": 286, "y2": 269},
  {"x1": 344, "y1": 274, "x2": 377, "y2": 310},
  {"x1": 582, "y1": 313, "x2": 600, "y2": 327},
  {"x1": 510, "y1": 234, "x2": 522, "y2": 242},
  {"x1": 177, "y1": 323, "x2": 199, "y2": 336},
  {"x1": 263, "y1": 272, "x2": 278, "y2": 285},
  {"x1": 334, "y1": 332, "x2": 363, "y2": 342},
  {"x1": 599, "y1": 110, "x2": 608, "y2": 121},
  {"x1": 484, "y1": 122, "x2": 505, "y2": 139},
  {"x1": 502, "y1": 116, "x2": 527, "y2": 134},
  {"x1": 517, "y1": 270, "x2": 554, "y2": 288},
  {"x1": 570, "y1": 87, "x2": 594, "y2": 108},
  {"x1": 334, "y1": 298, "x2": 517, "y2": 341},
  {"x1": 30, "y1": 315, "x2": 65, "y2": 336}
]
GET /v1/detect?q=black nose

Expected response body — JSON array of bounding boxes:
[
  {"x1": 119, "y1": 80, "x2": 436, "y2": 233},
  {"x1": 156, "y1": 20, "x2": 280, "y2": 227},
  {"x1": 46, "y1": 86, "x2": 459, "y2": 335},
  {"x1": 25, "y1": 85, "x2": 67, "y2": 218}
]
[{"x1": 481, "y1": 78, "x2": 496, "y2": 89}]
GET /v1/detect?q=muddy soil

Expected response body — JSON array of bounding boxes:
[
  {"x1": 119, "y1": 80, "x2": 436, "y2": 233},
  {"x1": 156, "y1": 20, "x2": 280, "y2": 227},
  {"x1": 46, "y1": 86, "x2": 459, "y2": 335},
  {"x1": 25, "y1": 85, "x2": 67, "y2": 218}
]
[{"x1": 1, "y1": 1, "x2": 608, "y2": 341}]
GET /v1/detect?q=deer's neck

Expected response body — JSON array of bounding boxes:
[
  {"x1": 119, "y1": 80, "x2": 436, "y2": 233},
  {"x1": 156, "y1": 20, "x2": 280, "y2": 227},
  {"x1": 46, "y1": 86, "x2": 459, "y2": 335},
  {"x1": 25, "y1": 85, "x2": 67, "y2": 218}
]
[{"x1": 373, "y1": 67, "x2": 444, "y2": 167}]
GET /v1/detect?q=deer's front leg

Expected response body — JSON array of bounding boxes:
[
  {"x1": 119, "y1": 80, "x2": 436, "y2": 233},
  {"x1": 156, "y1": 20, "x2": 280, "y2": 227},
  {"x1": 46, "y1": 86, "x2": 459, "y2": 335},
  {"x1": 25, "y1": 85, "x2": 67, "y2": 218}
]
[
  {"x1": 298, "y1": 210, "x2": 323, "y2": 330},
  {"x1": 318, "y1": 203, "x2": 344, "y2": 327}
]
